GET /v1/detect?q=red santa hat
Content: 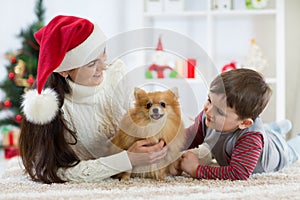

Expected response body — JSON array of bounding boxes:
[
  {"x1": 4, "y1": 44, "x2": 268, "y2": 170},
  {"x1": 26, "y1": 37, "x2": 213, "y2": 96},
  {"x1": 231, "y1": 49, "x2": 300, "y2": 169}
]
[{"x1": 22, "y1": 15, "x2": 107, "y2": 125}]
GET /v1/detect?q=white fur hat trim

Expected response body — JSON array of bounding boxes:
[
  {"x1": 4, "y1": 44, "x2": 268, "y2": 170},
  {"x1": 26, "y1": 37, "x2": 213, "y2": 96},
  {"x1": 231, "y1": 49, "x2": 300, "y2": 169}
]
[{"x1": 22, "y1": 88, "x2": 59, "y2": 125}]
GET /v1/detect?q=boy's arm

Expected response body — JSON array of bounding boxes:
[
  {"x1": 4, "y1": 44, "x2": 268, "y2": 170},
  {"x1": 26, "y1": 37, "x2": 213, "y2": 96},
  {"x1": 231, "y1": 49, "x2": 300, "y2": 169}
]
[
  {"x1": 194, "y1": 132, "x2": 263, "y2": 180},
  {"x1": 184, "y1": 111, "x2": 205, "y2": 150}
]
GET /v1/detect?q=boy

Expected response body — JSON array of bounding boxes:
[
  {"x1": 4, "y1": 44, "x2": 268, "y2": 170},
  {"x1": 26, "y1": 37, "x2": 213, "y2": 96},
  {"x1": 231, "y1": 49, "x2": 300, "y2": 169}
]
[{"x1": 181, "y1": 68, "x2": 299, "y2": 180}]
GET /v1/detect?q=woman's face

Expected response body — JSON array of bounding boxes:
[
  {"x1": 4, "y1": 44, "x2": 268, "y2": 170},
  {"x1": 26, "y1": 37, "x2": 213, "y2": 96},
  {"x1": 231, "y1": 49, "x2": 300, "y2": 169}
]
[{"x1": 67, "y1": 52, "x2": 107, "y2": 86}]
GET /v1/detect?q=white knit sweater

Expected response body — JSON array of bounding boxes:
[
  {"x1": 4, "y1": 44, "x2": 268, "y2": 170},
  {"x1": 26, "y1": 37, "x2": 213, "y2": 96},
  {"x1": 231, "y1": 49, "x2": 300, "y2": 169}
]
[{"x1": 57, "y1": 60, "x2": 132, "y2": 182}]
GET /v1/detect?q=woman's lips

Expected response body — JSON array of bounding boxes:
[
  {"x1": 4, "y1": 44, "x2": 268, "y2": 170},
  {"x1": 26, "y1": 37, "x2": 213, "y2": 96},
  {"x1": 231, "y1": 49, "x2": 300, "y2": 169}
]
[{"x1": 93, "y1": 72, "x2": 103, "y2": 78}]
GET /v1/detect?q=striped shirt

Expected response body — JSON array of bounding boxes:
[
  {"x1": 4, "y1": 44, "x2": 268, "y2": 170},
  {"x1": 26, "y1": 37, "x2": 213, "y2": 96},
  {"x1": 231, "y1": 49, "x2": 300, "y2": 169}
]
[{"x1": 186, "y1": 111, "x2": 289, "y2": 180}]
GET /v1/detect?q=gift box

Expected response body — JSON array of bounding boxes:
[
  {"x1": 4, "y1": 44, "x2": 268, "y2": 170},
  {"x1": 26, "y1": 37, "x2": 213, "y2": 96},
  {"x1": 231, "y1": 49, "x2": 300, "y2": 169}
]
[
  {"x1": 4, "y1": 146, "x2": 20, "y2": 159},
  {"x1": 2, "y1": 129, "x2": 20, "y2": 159},
  {"x1": 187, "y1": 58, "x2": 196, "y2": 78}
]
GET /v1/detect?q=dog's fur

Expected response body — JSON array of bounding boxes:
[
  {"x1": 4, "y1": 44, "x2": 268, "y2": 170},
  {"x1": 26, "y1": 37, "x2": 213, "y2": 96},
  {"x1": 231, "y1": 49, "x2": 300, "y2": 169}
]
[{"x1": 110, "y1": 87, "x2": 186, "y2": 180}]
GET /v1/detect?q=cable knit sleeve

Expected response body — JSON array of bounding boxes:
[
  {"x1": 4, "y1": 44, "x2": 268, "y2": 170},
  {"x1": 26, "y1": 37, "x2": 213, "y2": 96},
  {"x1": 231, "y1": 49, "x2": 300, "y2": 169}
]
[
  {"x1": 106, "y1": 59, "x2": 130, "y2": 131},
  {"x1": 57, "y1": 151, "x2": 132, "y2": 182}
]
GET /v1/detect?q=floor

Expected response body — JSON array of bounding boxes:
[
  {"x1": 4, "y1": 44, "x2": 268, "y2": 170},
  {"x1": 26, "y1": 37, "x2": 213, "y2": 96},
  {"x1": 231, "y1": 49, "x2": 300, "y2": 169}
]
[{"x1": 0, "y1": 149, "x2": 9, "y2": 177}]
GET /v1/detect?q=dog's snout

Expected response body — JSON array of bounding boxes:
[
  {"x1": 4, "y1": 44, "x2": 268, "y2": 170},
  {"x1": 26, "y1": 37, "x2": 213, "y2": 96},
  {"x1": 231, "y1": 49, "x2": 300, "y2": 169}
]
[{"x1": 153, "y1": 108, "x2": 159, "y2": 113}]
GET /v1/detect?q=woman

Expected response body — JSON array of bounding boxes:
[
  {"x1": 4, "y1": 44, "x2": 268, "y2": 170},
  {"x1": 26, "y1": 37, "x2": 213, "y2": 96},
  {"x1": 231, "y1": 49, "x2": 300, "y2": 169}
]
[{"x1": 19, "y1": 15, "x2": 167, "y2": 183}]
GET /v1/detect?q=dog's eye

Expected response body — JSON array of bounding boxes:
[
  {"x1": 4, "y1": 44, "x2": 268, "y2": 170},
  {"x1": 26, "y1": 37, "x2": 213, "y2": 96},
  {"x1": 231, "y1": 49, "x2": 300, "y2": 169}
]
[
  {"x1": 160, "y1": 102, "x2": 166, "y2": 108},
  {"x1": 146, "y1": 103, "x2": 152, "y2": 109}
]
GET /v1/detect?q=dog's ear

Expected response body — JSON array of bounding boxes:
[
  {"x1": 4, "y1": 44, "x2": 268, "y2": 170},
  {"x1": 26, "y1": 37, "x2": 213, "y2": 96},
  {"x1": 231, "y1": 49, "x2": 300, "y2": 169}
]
[
  {"x1": 134, "y1": 87, "x2": 147, "y2": 100},
  {"x1": 169, "y1": 87, "x2": 179, "y2": 99}
]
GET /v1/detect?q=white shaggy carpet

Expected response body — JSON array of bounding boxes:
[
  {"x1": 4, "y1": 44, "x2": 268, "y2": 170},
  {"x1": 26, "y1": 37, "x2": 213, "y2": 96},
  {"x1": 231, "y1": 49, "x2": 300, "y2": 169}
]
[{"x1": 1, "y1": 157, "x2": 300, "y2": 200}]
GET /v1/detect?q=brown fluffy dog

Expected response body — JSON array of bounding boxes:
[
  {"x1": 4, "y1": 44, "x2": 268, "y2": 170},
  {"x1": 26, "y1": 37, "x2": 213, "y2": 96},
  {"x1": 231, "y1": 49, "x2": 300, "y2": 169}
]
[{"x1": 111, "y1": 87, "x2": 186, "y2": 180}]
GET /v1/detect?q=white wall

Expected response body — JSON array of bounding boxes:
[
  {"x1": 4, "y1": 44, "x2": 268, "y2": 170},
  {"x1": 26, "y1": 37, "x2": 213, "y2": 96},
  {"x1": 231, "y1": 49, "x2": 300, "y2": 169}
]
[
  {"x1": 285, "y1": 0, "x2": 300, "y2": 138},
  {"x1": 0, "y1": 0, "x2": 299, "y2": 135}
]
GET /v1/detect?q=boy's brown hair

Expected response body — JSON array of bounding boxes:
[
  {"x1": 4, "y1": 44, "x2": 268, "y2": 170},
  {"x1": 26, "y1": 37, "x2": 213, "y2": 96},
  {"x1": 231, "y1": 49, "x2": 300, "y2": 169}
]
[{"x1": 209, "y1": 68, "x2": 272, "y2": 120}]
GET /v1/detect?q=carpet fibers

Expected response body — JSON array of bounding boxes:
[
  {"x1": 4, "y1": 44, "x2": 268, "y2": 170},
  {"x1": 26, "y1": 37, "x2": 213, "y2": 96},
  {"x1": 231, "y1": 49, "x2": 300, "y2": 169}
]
[{"x1": 0, "y1": 157, "x2": 300, "y2": 200}]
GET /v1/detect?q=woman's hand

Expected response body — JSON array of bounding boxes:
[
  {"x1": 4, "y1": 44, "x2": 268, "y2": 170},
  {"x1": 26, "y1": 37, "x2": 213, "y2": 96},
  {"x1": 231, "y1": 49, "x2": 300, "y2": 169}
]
[
  {"x1": 180, "y1": 151, "x2": 200, "y2": 178},
  {"x1": 127, "y1": 139, "x2": 167, "y2": 166}
]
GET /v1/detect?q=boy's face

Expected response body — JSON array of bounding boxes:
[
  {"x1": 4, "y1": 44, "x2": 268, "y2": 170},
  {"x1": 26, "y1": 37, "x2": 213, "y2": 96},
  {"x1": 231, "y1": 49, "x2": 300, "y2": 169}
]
[{"x1": 204, "y1": 92, "x2": 243, "y2": 132}]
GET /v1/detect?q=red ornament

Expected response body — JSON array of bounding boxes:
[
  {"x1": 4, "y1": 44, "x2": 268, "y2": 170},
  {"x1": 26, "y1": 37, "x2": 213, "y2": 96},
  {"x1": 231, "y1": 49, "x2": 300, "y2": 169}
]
[
  {"x1": 8, "y1": 72, "x2": 15, "y2": 80},
  {"x1": 15, "y1": 114, "x2": 22, "y2": 122},
  {"x1": 221, "y1": 61, "x2": 237, "y2": 73},
  {"x1": 10, "y1": 57, "x2": 17, "y2": 64},
  {"x1": 27, "y1": 76, "x2": 35, "y2": 85},
  {"x1": 4, "y1": 99, "x2": 12, "y2": 108}
]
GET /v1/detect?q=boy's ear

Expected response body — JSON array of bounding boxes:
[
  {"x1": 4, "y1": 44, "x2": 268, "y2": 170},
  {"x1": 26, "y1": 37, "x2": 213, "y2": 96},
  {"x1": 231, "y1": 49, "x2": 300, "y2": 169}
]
[{"x1": 238, "y1": 118, "x2": 254, "y2": 130}]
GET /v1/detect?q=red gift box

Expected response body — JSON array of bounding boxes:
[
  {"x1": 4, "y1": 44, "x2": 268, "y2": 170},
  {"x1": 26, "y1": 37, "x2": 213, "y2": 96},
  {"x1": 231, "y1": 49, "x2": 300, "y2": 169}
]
[
  {"x1": 2, "y1": 129, "x2": 20, "y2": 159},
  {"x1": 4, "y1": 146, "x2": 20, "y2": 159},
  {"x1": 187, "y1": 58, "x2": 196, "y2": 78}
]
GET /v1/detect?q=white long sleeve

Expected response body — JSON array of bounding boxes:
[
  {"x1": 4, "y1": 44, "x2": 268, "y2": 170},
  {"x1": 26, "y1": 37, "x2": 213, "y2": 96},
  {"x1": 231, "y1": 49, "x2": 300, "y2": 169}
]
[{"x1": 57, "y1": 151, "x2": 132, "y2": 182}]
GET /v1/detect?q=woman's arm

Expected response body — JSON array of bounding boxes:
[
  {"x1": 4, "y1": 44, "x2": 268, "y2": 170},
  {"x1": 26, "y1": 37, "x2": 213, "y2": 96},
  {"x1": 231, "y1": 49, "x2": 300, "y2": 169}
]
[
  {"x1": 57, "y1": 151, "x2": 131, "y2": 182},
  {"x1": 57, "y1": 140, "x2": 167, "y2": 182}
]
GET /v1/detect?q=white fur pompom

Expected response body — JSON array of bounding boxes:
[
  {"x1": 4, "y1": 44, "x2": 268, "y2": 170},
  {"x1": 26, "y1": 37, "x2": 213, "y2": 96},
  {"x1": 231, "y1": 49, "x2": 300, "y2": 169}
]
[{"x1": 22, "y1": 88, "x2": 59, "y2": 125}]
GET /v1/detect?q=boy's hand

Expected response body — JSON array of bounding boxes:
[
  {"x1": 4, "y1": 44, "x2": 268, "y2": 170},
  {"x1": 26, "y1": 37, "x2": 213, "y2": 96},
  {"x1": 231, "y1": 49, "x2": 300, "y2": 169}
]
[{"x1": 180, "y1": 151, "x2": 200, "y2": 178}]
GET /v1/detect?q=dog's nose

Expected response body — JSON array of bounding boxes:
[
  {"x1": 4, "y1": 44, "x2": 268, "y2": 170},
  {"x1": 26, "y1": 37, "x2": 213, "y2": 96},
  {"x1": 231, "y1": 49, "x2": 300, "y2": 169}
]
[{"x1": 153, "y1": 108, "x2": 159, "y2": 113}]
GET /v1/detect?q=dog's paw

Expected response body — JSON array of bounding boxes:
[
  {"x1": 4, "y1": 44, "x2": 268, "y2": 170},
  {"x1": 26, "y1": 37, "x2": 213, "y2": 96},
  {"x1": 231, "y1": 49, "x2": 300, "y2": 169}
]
[
  {"x1": 168, "y1": 159, "x2": 183, "y2": 176},
  {"x1": 120, "y1": 172, "x2": 131, "y2": 181}
]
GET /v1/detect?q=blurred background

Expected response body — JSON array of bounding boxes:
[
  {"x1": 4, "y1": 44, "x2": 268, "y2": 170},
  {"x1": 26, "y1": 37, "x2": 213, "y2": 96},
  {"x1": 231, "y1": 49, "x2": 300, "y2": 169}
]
[{"x1": 0, "y1": 0, "x2": 299, "y2": 142}]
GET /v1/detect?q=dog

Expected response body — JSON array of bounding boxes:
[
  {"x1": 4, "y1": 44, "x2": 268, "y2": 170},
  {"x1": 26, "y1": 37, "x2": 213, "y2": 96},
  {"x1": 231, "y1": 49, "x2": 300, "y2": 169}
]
[{"x1": 110, "y1": 87, "x2": 186, "y2": 180}]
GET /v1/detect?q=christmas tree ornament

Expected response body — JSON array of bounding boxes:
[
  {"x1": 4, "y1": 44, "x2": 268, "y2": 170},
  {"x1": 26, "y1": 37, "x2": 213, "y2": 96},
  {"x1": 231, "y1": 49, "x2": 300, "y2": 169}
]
[
  {"x1": 243, "y1": 38, "x2": 268, "y2": 72},
  {"x1": 22, "y1": 15, "x2": 107, "y2": 125},
  {"x1": 4, "y1": 99, "x2": 12, "y2": 108},
  {"x1": 27, "y1": 75, "x2": 35, "y2": 85},
  {"x1": 5, "y1": 53, "x2": 17, "y2": 64},
  {"x1": 14, "y1": 60, "x2": 26, "y2": 77},
  {"x1": 10, "y1": 57, "x2": 17, "y2": 64},
  {"x1": 8, "y1": 72, "x2": 15, "y2": 80},
  {"x1": 13, "y1": 59, "x2": 32, "y2": 88},
  {"x1": 15, "y1": 114, "x2": 22, "y2": 122}
]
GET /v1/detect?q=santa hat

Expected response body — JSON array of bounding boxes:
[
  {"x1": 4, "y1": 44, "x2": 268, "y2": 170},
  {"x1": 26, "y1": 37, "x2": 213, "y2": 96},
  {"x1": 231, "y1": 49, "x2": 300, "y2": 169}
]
[{"x1": 22, "y1": 15, "x2": 107, "y2": 125}]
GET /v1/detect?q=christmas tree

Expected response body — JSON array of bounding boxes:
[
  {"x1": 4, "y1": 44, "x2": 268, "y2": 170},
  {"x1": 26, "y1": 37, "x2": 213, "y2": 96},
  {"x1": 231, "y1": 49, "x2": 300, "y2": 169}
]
[
  {"x1": 0, "y1": 0, "x2": 45, "y2": 127},
  {"x1": 243, "y1": 38, "x2": 268, "y2": 72}
]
